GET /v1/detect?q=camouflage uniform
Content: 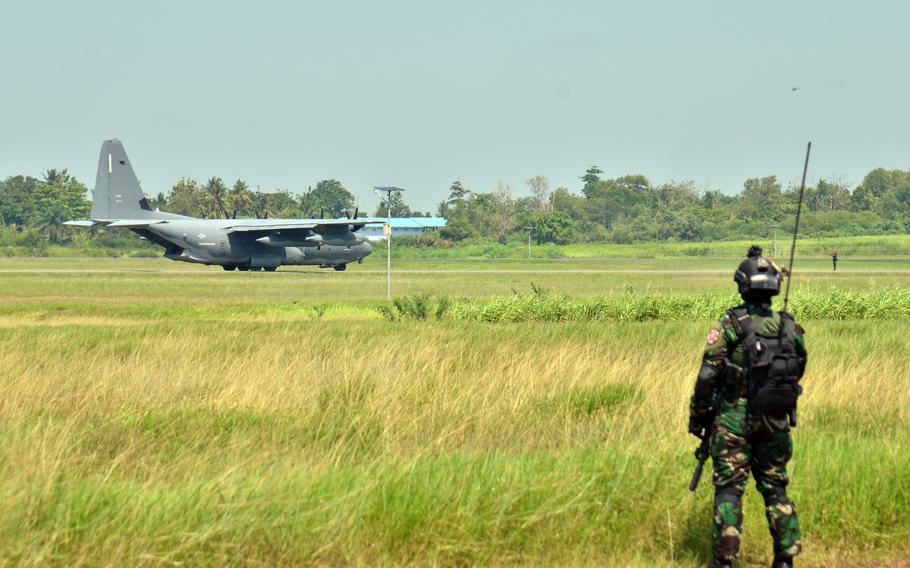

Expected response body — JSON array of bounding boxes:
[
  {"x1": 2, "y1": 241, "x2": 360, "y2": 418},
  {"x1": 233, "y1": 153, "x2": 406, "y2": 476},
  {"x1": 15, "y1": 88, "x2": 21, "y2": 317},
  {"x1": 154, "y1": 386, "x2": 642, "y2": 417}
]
[{"x1": 690, "y1": 303, "x2": 806, "y2": 566}]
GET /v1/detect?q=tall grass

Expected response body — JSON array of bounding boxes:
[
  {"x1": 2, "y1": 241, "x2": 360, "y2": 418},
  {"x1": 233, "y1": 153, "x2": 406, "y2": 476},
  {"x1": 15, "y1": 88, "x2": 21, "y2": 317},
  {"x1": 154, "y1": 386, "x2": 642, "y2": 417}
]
[
  {"x1": 2, "y1": 263, "x2": 910, "y2": 565},
  {"x1": 0, "y1": 317, "x2": 908, "y2": 566},
  {"x1": 377, "y1": 288, "x2": 910, "y2": 323}
]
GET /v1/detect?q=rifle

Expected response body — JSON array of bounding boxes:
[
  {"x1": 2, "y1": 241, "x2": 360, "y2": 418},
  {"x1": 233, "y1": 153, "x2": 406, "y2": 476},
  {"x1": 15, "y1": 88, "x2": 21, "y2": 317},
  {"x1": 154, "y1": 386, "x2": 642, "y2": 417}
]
[
  {"x1": 688, "y1": 362, "x2": 742, "y2": 491},
  {"x1": 689, "y1": 432, "x2": 711, "y2": 492},
  {"x1": 782, "y1": 142, "x2": 812, "y2": 428}
]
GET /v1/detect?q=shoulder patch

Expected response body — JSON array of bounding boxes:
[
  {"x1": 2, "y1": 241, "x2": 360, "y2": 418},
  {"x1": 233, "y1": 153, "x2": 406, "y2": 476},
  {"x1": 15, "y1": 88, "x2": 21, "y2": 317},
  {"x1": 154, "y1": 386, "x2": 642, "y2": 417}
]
[{"x1": 706, "y1": 328, "x2": 720, "y2": 345}]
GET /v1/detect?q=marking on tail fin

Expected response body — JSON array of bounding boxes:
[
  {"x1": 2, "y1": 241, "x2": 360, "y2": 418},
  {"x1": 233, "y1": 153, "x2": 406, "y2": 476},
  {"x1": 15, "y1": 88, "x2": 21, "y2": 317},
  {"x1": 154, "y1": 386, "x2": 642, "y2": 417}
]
[{"x1": 108, "y1": 153, "x2": 112, "y2": 174}]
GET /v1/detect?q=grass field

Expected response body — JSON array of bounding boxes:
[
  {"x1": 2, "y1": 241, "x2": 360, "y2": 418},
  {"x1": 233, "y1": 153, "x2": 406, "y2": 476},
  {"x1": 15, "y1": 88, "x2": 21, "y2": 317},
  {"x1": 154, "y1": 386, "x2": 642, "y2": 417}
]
[
  {"x1": 391, "y1": 234, "x2": 910, "y2": 261},
  {"x1": 1, "y1": 255, "x2": 909, "y2": 566},
  {"x1": 13, "y1": 231, "x2": 910, "y2": 263}
]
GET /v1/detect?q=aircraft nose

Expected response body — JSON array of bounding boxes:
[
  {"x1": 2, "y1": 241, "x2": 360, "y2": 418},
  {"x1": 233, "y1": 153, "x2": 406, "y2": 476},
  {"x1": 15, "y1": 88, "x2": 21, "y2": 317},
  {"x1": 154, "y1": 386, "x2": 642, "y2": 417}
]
[{"x1": 363, "y1": 241, "x2": 373, "y2": 256}]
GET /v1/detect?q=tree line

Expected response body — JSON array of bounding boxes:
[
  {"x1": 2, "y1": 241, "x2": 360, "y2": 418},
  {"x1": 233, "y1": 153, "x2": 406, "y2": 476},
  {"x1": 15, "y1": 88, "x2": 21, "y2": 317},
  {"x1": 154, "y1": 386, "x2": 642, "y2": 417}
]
[
  {"x1": 0, "y1": 166, "x2": 908, "y2": 246},
  {"x1": 438, "y1": 167, "x2": 910, "y2": 244},
  {"x1": 145, "y1": 178, "x2": 433, "y2": 221},
  {"x1": 0, "y1": 174, "x2": 431, "y2": 245}
]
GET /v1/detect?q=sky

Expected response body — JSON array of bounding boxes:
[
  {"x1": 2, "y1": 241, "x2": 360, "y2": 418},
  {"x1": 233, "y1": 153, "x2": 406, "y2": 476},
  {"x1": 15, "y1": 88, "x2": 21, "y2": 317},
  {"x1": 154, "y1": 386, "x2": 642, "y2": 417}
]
[{"x1": 1, "y1": 0, "x2": 908, "y2": 213}]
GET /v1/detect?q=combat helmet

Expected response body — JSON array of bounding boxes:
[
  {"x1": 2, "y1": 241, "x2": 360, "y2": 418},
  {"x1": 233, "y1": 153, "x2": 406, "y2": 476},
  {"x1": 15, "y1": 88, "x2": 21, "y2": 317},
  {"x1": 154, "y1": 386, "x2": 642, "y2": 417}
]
[{"x1": 734, "y1": 245, "x2": 781, "y2": 302}]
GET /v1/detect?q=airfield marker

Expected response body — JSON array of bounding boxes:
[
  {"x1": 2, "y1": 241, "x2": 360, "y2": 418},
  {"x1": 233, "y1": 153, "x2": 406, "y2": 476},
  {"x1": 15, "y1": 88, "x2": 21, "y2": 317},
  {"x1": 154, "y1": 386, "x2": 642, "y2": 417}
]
[
  {"x1": 374, "y1": 187, "x2": 405, "y2": 301},
  {"x1": 523, "y1": 226, "x2": 534, "y2": 259}
]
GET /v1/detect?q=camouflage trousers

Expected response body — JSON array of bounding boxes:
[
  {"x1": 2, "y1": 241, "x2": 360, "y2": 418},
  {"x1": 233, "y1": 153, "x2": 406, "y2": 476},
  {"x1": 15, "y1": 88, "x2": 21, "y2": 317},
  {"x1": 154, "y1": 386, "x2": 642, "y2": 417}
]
[{"x1": 710, "y1": 398, "x2": 802, "y2": 564}]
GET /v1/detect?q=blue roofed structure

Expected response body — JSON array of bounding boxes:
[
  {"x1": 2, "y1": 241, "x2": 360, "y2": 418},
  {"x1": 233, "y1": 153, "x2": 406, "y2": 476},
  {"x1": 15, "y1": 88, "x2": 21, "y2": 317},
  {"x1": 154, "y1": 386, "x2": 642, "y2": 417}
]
[{"x1": 358, "y1": 217, "x2": 447, "y2": 238}]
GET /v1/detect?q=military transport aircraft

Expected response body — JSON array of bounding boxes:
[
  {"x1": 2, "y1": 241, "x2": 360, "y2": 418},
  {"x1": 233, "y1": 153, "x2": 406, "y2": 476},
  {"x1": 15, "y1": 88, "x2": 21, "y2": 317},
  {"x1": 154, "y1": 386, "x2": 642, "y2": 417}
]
[{"x1": 66, "y1": 139, "x2": 379, "y2": 271}]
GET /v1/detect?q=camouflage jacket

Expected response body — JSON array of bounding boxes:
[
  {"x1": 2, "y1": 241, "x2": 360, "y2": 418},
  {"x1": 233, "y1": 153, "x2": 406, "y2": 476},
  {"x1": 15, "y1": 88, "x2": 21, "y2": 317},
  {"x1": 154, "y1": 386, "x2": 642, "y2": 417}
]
[{"x1": 690, "y1": 302, "x2": 807, "y2": 421}]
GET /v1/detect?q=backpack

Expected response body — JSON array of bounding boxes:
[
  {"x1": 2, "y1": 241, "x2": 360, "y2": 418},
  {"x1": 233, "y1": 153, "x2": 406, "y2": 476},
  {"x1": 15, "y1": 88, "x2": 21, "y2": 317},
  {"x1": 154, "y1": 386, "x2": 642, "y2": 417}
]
[{"x1": 726, "y1": 308, "x2": 805, "y2": 418}]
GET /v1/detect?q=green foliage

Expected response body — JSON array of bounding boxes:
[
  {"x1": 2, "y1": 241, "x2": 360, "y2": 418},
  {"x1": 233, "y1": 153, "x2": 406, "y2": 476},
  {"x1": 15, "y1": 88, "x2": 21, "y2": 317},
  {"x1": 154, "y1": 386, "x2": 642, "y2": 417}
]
[
  {"x1": 252, "y1": 188, "x2": 298, "y2": 219},
  {"x1": 739, "y1": 176, "x2": 781, "y2": 219},
  {"x1": 526, "y1": 211, "x2": 576, "y2": 245},
  {"x1": 228, "y1": 179, "x2": 253, "y2": 219},
  {"x1": 378, "y1": 294, "x2": 452, "y2": 321},
  {"x1": 310, "y1": 303, "x2": 328, "y2": 319},
  {"x1": 447, "y1": 180, "x2": 470, "y2": 202},
  {"x1": 375, "y1": 191, "x2": 412, "y2": 217},
  {"x1": 0, "y1": 175, "x2": 41, "y2": 226},
  {"x1": 439, "y1": 217, "x2": 479, "y2": 241},
  {"x1": 441, "y1": 182, "x2": 517, "y2": 243},
  {"x1": 4, "y1": 156, "x2": 910, "y2": 253},
  {"x1": 201, "y1": 176, "x2": 230, "y2": 218},
  {"x1": 0, "y1": 171, "x2": 89, "y2": 244},
  {"x1": 300, "y1": 179, "x2": 355, "y2": 218},
  {"x1": 435, "y1": 296, "x2": 451, "y2": 319},
  {"x1": 446, "y1": 288, "x2": 910, "y2": 323},
  {"x1": 420, "y1": 165, "x2": 910, "y2": 247},
  {"x1": 165, "y1": 178, "x2": 199, "y2": 215},
  {"x1": 579, "y1": 165, "x2": 603, "y2": 195},
  {"x1": 537, "y1": 384, "x2": 640, "y2": 416}
]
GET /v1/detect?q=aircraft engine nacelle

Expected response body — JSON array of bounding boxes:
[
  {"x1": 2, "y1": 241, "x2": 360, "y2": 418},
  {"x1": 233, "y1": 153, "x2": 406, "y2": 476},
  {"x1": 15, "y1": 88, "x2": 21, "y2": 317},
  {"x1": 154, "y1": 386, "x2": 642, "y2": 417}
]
[
  {"x1": 256, "y1": 234, "x2": 323, "y2": 248},
  {"x1": 320, "y1": 231, "x2": 363, "y2": 246}
]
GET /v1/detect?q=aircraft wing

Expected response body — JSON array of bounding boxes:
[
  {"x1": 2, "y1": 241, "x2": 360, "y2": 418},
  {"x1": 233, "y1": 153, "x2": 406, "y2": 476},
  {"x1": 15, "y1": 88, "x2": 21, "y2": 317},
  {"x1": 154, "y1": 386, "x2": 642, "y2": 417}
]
[
  {"x1": 221, "y1": 219, "x2": 384, "y2": 234},
  {"x1": 105, "y1": 219, "x2": 170, "y2": 228},
  {"x1": 64, "y1": 219, "x2": 169, "y2": 228}
]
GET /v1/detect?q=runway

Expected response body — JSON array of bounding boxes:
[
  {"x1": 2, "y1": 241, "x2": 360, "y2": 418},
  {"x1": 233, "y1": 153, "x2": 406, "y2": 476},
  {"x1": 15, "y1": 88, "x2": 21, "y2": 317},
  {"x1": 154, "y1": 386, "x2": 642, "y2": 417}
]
[{"x1": 1, "y1": 268, "x2": 909, "y2": 275}]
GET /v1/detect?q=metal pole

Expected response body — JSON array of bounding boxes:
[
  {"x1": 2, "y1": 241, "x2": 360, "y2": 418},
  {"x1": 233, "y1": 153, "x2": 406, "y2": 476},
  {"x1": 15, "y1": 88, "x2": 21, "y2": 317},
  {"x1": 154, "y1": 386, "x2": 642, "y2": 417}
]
[
  {"x1": 387, "y1": 211, "x2": 392, "y2": 301},
  {"x1": 523, "y1": 226, "x2": 533, "y2": 260},
  {"x1": 770, "y1": 224, "x2": 779, "y2": 257},
  {"x1": 373, "y1": 187, "x2": 404, "y2": 302}
]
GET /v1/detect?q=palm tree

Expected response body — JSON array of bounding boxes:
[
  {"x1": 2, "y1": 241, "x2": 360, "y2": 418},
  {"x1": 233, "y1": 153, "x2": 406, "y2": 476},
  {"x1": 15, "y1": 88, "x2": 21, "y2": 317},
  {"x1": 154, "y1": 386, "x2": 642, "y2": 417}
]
[
  {"x1": 202, "y1": 177, "x2": 229, "y2": 219},
  {"x1": 37, "y1": 203, "x2": 69, "y2": 243},
  {"x1": 229, "y1": 180, "x2": 254, "y2": 219},
  {"x1": 42, "y1": 169, "x2": 73, "y2": 186}
]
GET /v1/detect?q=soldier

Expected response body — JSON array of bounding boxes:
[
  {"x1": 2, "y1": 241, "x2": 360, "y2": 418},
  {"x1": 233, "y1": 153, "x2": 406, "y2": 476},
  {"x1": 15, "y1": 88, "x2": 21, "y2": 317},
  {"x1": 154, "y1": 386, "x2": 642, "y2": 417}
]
[{"x1": 689, "y1": 246, "x2": 807, "y2": 568}]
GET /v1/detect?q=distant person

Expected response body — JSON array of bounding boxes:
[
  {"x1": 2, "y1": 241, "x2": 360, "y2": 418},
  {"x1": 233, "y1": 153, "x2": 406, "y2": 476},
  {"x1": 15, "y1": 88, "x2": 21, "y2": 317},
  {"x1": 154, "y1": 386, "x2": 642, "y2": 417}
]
[
  {"x1": 832, "y1": 251, "x2": 838, "y2": 272},
  {"x1": 688, "y1": 247, "x2": 807, "y2": 568},
  {"x1": 747, "y1": 244, "x2": 789, "y2": 277}
]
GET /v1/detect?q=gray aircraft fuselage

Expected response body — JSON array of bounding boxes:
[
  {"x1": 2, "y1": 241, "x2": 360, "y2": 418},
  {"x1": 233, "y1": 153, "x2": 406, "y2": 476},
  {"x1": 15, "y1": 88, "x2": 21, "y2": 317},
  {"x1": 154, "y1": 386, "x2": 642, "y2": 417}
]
[
  {"x1": 134, "y1": 214, "x2": 373, "y2": 271},
  {"x1": 71, "y1": 139, "x2": 377, "y2": 272}
]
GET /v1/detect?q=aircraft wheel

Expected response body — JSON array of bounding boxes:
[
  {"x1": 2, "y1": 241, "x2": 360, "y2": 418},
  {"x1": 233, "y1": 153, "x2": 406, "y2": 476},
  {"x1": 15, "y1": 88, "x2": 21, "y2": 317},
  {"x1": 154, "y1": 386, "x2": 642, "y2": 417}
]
[
  {"x1": 237, "y1": 265, "x2": 250, "y2": 272},
  {"x1": 333, "y1": 264, "x2": 347, "y2": 272},
  {"x1": 264, "y1": 266, "x2": 277, "y2": 272},
  {"x1": 222, "y1": 264, "x2": 237, "y2": 271}
]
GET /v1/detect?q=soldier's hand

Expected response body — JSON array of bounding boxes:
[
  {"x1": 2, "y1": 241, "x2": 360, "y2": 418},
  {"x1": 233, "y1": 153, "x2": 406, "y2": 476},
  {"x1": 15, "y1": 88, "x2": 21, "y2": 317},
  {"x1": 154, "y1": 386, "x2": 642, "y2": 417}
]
[{"x1": 688, "y1": 415, "x2": 707, "y2": 437}]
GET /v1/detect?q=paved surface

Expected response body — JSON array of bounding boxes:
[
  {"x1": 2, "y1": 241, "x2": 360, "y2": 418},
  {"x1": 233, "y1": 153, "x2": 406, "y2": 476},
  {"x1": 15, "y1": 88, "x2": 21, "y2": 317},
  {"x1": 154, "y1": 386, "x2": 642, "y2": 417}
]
[{"x1": 1, "y1": 268, "x2": 909, "y2": 275}]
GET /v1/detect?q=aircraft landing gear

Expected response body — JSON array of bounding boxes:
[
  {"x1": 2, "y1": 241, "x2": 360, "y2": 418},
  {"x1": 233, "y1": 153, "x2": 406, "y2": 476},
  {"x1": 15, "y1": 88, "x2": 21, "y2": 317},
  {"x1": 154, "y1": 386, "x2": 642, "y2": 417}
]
[
  {"x1": 333, "y1": 264, "x2": 347, "y2": 272},
  {"x1": 222, "y1": 264, "x2": 237, "y2": 271},
  {"x1": 264, "y1": 266, "x2": 277, "y2": 272},
  {"x1": 237, "y1": 265, "x2": 250, "y2": 272}
]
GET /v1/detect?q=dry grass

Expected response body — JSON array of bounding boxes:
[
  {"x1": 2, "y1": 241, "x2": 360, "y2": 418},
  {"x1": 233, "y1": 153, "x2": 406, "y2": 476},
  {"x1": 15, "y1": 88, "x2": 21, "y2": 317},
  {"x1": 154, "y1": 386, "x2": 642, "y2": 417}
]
[
  {"x1": 0, "y1": 314, "x2": 908, "y2": 566},
  {"x1": 1, "y1": 260, "x2": 908, "y2": 566}
]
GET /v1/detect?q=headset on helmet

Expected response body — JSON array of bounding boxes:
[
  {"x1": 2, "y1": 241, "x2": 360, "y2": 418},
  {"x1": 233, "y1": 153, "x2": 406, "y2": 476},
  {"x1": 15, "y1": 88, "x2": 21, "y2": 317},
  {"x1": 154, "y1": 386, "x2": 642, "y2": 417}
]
[{"x1": 734, "y1": 246, "x2": 780, "y2": 300}]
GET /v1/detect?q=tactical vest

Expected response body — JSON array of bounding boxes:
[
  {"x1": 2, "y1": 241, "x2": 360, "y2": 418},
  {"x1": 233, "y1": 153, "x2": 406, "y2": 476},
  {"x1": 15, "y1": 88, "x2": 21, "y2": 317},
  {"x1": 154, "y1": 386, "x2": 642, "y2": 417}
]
[{"x1": 726, "y1": 307, "x2": 805, "y2": 418}]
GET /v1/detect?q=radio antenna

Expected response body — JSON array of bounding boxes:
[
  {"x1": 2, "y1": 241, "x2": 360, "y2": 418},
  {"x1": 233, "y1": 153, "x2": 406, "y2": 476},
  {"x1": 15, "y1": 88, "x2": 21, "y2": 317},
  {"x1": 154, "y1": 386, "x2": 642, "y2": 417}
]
[{"x1": 782, "y1": 142, "x2": 811, "y2": 315}]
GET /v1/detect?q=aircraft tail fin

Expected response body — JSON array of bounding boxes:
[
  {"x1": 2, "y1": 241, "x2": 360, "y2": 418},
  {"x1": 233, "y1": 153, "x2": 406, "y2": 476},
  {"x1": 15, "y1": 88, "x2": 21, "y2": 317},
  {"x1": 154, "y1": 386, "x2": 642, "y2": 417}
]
[{"x1": 90, "y1": 139, "x2": 158, "y2": 221}]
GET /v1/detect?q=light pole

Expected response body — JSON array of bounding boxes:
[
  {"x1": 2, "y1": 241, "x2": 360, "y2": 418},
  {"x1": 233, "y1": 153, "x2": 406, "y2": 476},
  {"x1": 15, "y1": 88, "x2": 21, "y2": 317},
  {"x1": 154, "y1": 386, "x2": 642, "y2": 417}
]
[
  {"x1": 373, "y1": 186, "x2": 404, "y2": 301},
  {"x1": 770, "y1": 223, "x2": 780, "y2": 257},
  {"x1": 523, "y1": 226, "x2": 534, "y2": 259}
]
